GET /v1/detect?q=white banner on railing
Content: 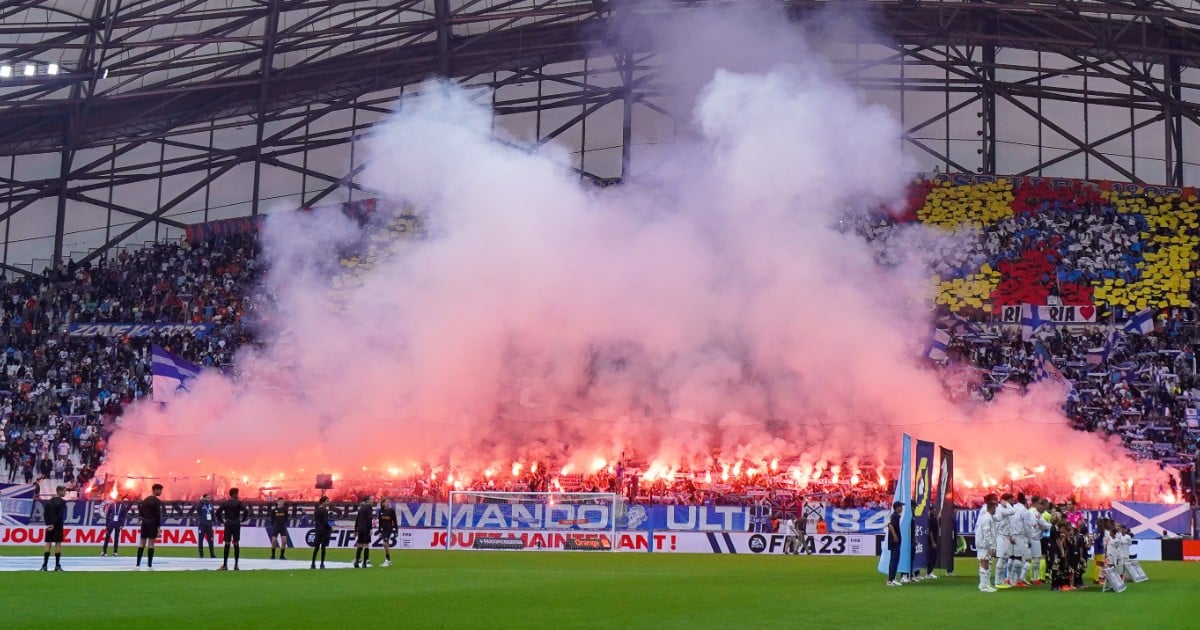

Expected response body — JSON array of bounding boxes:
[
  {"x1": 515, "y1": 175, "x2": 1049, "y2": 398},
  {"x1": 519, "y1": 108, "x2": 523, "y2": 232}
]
[
  {"x1": 998, "y1": 304, "x2": 1094, "y2": 324},
  {"x1": 999, "y1": 304, "x2": 1096, "y2": 324},
  {"x1": 0, "y1": 526, "x2": 882, "y2": 556}
]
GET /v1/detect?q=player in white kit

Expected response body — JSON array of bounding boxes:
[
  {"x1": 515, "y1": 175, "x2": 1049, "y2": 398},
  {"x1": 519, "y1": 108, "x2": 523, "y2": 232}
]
[
  {"x1": 993, "y1": 493, "x2": 1020, "y2": 588},
  {"x1": 974, "y1": 494, "x2": 999, "y2": 593},
  {"x1": 1027, "y1": 498, "x2": 1051, "y2": 584},
  {"x1": 1011, "y1": 493, "x2": 1035, "y2": 587}
]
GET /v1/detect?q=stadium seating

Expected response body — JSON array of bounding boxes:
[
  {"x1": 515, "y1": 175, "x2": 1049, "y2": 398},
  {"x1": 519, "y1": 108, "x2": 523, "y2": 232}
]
[
  {"x1": 891, "y1": 179, "x2": 1200, "y2": 316},
  {"x1": 1, "y1": 178, "x2": 1197, "y2": 506}
]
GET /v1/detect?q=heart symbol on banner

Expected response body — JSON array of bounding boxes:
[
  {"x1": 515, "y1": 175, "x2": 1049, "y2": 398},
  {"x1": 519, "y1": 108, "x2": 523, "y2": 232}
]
[{"x1": 1079, "y1": 305, "x2": 1095, "y2": 320}]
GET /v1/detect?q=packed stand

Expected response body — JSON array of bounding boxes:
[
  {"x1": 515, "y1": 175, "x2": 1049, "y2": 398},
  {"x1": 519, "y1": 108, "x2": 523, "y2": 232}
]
[
  {"x1": 4, "y1": 180, "x2": 1200, "y2": 506},
  {"x1": 0, "y1": 234, "x2": 261, "y2": 493}
]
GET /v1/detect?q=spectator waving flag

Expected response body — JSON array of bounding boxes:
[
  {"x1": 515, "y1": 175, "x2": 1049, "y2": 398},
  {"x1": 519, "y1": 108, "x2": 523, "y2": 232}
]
[
  {"x1": 1123, "y1": 308, "x2": 1155, "y2": 335},
  {"x1": 152, "y1": 345, "x2": 203, "y2": 403},
  {"x1": 1085, "y1": 328, "x2": 1122, "y2": 366},
  {"x1": 1033, "y1": 343, "x2": 1066, "y2": 384},
  {"x1": 945, "y1": 313, "x2": 982, "y2": 338},
  {"x1": 923, "y1": 328, "x2": 951, "y2": 362}
]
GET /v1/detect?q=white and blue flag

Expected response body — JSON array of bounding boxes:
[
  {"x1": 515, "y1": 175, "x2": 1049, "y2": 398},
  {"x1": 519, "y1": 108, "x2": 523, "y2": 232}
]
[
  {"x1": 1033, "y1": 343, "x2": 1067, "y2": 384},
  {"x1": 152, "y1": 344, "x2": 202, "y2": 403},
  {"x1": 1123, "y1": 308, "x2": 1155, "y2": 335},
  {"x1": 923, "y1": 328, "x2": 951, "y2": 362},
  {"x1": 1085, "y1": 329, "x2": 1122, "y2": 366},
  {"x1": 878, "y1": 434, "x2": 913, "y2": 577},
  {"x1": 1020, "y1": 304, "x2": 1049, "y2": 341}
]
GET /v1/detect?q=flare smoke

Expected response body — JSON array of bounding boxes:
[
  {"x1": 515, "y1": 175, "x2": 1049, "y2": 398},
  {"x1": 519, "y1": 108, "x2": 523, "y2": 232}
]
[{"x1": 108, "y1": 3, "x2": 1154, "y2": 493}]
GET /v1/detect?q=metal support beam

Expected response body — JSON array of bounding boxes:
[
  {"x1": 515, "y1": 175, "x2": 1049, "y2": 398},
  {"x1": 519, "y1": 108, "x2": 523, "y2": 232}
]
[
  {"x1": 980, "y1": 42, "x2": 997, "y2": 174},
  {"x1": 1166, "y1": 55, "x2": 1185, "y2": 186},
  {"x1": 435, "y1": 0, "x2": 453, "y2": 76},
  {"x1": 618, "y1": 49, "x2": 634, "y2": 180},
  {"x1": 251, "y1": 0, "x2": 282, "y2": 216}
]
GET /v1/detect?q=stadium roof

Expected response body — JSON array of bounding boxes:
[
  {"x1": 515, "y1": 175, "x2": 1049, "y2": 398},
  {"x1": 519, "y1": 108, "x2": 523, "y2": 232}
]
[
  {"x1": 1, "y1": 0, "x2": 1200, "y2": 273},
  {"x1": 3, "y1": 0, "x2": 1200, "y2": 154}
]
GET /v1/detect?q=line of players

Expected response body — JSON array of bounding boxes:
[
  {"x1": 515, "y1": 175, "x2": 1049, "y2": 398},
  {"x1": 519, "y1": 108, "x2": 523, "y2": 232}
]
[
  {"x1": 973, "y1": 492, "x2": 1135, "y2": 592},
  {"x1": 77, "y1": 489, "x2": 402, "y2": 571}
]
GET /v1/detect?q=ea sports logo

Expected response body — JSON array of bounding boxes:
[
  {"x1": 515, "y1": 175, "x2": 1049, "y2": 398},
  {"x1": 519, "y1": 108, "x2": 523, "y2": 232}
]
[
  {"x1": 748, "y1": 534, "x2": 767, "y2": 553},
  {"x1": 304, "y1": 529, "x2": 318, "y2": 547}
]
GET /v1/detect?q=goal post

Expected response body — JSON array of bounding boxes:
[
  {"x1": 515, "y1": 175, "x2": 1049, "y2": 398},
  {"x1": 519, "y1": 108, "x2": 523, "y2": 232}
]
[{"x1": 446, "y1": 491, "x2": 620, "y2": 551}]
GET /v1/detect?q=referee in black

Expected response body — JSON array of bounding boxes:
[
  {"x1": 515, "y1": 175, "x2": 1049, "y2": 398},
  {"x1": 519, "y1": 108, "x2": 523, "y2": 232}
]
[
  {"x1": 353, "y1": 495, "x2": 374, "y2": 569},
  {"x1": 311, "y1": 496, "x2": 332, "y2": 570},
  {"x1": 136, "y1": 483, "x2": 164, "y2": 569},
  {"x1": 41, "y1": 485, "x2": 67, "y2": 571},
  {"x1": 269, "y1": 498, "x2": 289, "y2": 560},
  {"x1": 217, "y1": 488, "x2": 246, "y2": 571}
]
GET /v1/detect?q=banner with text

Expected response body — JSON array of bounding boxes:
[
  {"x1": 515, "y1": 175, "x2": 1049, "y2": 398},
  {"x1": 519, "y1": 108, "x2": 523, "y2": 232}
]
[
  {"x1": 0, "y1": 525, "x2": 879, "y2": 556},
  {"x1": 911, "y1": 440, "x2": 935, "y2": 571},
  {"x1": 0, "y1": 483, "x2": 36, "y2": 526},
  {"x1": 67, "y1": 323, "x2": 213, "y2": 338},
  {"x1": 39, "y1": 501, "x2": 753, "y2": 532},
  {"x1": 999, "y1": 305, "x2": 1096, "y2": 325},
  {"x1": 936, "y1": 447, "x2": 956, "y2": 571}
]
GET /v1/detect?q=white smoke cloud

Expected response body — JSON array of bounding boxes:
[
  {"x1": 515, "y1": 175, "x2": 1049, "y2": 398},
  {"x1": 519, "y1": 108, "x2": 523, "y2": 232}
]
[{"x1": 107, "y1": 2, "x2": 1156, "y2": 497}]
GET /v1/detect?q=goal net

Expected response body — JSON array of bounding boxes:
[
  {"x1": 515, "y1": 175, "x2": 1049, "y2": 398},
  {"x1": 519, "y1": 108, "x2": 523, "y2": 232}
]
[{"x1": 446, "y1": 491, "x2": 620, "y2": 551}]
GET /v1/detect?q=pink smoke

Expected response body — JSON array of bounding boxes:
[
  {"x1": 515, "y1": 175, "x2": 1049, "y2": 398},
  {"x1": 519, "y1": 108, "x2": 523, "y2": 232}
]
[{"x1": 105, "y1": 3, "x2": 1160, "y2": 499}]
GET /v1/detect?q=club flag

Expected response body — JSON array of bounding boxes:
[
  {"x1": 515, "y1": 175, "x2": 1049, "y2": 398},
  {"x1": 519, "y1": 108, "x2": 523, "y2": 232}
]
[
  {"x1": 945, "y1": 313, "x2": 982, "y2": 338},
  {"x1": 1020, "y1": 304, "x2": 1049, "y2": 341},
  {"x1": 0, "y1": 482, "x2": 37, "y2": 525},
  {"x1": 935, "y1": 447, "x2": 956, "y2": 570},
  {"x1": 911, "y1": 440, "x2": 935, "y2": 572},
  {"x1": 1110, "y1": 501, "x2": 1191, "y2": 539},
  {"x1": 1085, "y1": 329, "x2": 1122, "y2": 366},
  {"x1": 923, "y1": 328, "x2": 951, "y2": 362},
  {"x1": 152, "y1": 344, "x2": 202, "y2": 403},
  {"x1": 1033, "y1": 343, "x2": 1066, "y2": 384},
  {"x1": 878, "y1": 434, "x2": 913, "y2": 575},
  {"x1": 1123, "y1": 308, "x2": 1155, "y2": 335}
]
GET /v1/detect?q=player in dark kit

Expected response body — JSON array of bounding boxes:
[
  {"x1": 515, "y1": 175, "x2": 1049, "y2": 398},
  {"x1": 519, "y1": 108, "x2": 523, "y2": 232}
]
[
  {"x1": 136, "y1": 484, "x2": 164, "y2": 569},
  {"x1": 311, "y1": 496, "x2": 332, "y2": 570},
  {"x1": 216, "y1": 488, "x2": 246, "y2": 571},
  {"x1": 353, "y1": 495, "x2": 374, "y2": 568},
  {"x1": 269, "y1": 498, "x2": 289, "y2": 560},
  {"x1": 192, "y1": 494, "x2": 217, "y2": 558},
  {"x1": 378, "y1": 497, "x2": 397, "y2": 567},
  {"x1": 41, "y1": 485, "x2": 67, "y2": 571}
]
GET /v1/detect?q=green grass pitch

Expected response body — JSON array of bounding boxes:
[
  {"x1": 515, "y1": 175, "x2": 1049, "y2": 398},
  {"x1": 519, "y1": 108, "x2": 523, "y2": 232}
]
[{"x1": 1, "y1": 548, "x2": 1197, "y2": 629}]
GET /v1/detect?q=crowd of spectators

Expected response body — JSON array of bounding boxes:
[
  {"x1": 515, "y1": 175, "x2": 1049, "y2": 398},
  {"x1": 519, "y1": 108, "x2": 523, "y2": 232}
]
[
  {"x1": 0, "y1": 234, "x2": 261, "y2": 494},
  {"x1": 1, "y1": 180, "x2": 1198, "y2": 508}
]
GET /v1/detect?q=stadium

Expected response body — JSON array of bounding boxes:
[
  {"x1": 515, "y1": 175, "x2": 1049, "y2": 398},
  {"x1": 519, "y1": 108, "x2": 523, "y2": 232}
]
[{"x1": 1, "y1": 0, "x2": 1199, "y2": 627}]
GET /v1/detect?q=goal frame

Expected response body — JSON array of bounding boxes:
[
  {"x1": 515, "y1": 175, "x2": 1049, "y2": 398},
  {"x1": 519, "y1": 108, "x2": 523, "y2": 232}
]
[{"x1": 446, "y1": 491, "x2": 620, "y2": 551}]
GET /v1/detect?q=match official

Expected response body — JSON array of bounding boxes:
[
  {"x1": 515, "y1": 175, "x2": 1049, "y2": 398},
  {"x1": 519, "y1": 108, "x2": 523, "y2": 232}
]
[
  {"x1": 217, "y1": 488, "x2": 247, "y2": 571},
  {"x1": 353, "y1": 495, "x2": 374, "y2": 569},
  {"x1": 40, "y1": 485, "x2": 67, "y2": 572},
  {"x1": 378, "y1": 496, "x2": 397, "y2": 567},
  {"x1": 311, "y1": 496, "x2": 332, "y2": 570},
  {"x1": 885, "y1": 501, "x2": 903, "y2": 586},
  {"x1": 136, "y1": 484, "x2": 164, "y2": 569},
  {"x1": 193, "y1": 494, "x2": 217, "y2": 558},
  {"x1": 100, "y1": 497, "x2": 128, "y2": 557},
  {"x1": 269, "y1": 497, "x2": 289, "y2": 560}
]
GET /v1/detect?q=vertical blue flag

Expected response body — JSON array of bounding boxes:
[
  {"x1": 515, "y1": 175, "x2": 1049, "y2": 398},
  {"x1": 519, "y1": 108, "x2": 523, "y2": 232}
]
[
  {"x1": 878, "y1": 434, "x2": 913, "y2": 575},
  {"x1": 911, "y1": 440, "x2": 935, "y2": 572}
]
